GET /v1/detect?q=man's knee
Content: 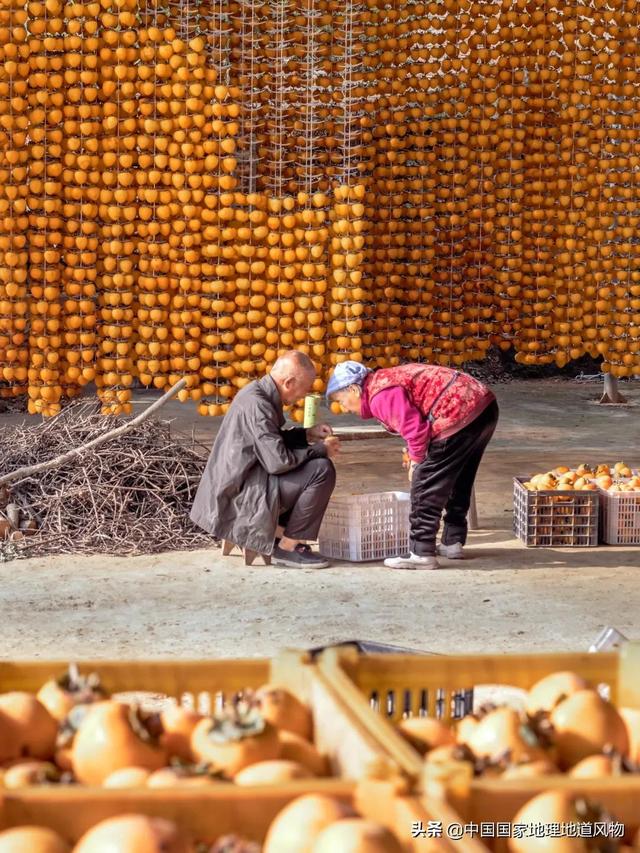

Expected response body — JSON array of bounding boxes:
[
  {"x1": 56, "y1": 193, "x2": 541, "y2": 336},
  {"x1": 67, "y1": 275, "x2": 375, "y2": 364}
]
[
  {"x1": 323, "y1": 458, "x2": 336, "y2": 488},
  {"x1": 306, "y1": 456, "x2": 336, "y2": 487}
]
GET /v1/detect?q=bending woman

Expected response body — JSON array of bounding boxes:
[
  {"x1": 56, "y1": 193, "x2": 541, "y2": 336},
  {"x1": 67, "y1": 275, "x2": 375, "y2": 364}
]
[{"x1": 326, "y1": 361, "x2": 498, "y2": 569}]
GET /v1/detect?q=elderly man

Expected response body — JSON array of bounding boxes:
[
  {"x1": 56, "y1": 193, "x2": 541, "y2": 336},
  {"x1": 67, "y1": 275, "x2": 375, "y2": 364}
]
[{"x1": 191, "y1": 351, "x2": 339, "y2": 569}]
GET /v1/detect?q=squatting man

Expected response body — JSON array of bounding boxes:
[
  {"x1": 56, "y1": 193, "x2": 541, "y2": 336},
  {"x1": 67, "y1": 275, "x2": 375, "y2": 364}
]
[{"x1": 191, "y1": 351, "x2": 339, "y2": 569}]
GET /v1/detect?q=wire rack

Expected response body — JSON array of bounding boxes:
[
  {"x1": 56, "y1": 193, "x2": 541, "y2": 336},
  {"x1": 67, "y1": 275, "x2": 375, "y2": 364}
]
[{"x1": 2, "y1": 0, "x2": 640, "y2": 417}]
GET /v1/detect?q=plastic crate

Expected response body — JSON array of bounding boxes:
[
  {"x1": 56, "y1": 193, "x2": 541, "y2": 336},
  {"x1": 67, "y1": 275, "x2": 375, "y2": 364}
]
[
  {"x1": 598, "y1": 482, "x2": 640, "y2": 545},
  {"x1": 513, "y1": 477, "x2": 599, "y2": 547},
  {"x1": 318, "y1": 491, "x2": 410, "y2": 561}
]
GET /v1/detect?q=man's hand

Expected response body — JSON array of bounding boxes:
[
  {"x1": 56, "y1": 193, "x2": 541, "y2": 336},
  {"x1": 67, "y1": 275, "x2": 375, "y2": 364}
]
[
  {"x1": 307, "y1": 423, "x2": 333, "y2": 442},
  {"x1": 323, "y1": 435, "x2": 340, "y2": 459}
]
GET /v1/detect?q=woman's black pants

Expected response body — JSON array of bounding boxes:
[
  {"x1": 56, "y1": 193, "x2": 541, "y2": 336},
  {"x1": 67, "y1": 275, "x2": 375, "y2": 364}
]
[{"x1": 409, "y1": 400, "x2": 499, "y2": 556}]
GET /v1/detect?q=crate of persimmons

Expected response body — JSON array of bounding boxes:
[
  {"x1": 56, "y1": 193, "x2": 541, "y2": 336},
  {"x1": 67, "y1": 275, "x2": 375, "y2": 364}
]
[
  {"x1": 0, "y1": 655, "x2": 444, "y2": 852},
  {"x1": 594, "y1": 464, "x2": 640, "y2": 546},
  {"x1": 513, "y1": 462, "x2": 640, "y2": 548},
  {"x1": 315, "y1": 644, "x2": 640, "y2": 853}
]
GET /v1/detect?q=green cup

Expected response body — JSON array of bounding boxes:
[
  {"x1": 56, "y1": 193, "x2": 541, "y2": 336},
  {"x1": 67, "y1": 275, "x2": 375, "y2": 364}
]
[{"x1": 303, "y1": 394, "x2": 320, "y2": 428}]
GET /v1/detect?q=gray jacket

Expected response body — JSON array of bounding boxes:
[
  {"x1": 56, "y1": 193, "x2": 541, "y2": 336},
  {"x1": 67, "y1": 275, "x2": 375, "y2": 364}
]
[{"x1": 190, "y1": 374, "x2": 327, "y2": 554}]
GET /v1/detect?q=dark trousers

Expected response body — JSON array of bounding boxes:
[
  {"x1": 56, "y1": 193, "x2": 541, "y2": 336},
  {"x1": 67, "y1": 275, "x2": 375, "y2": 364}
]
[
  {"x1": 409, "y1": 400, "x2": 499, "y2": 556},
  {"x1": 277, "y1": 457, "x2": 336, "y2": 541}
]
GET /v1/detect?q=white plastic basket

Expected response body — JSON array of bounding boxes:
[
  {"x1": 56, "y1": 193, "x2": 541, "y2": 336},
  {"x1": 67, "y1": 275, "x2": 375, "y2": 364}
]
[
  {"x1": 598, "y1": 483, "x2": 640, "y2": 545},
  {"x1": 318, "y1": 491, "x2": 410, "y2": 562}
]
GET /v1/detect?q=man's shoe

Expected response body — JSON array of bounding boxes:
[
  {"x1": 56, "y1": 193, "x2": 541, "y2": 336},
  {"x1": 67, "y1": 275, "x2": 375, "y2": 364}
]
[
  {"x1": 436, "y1": 542, "x2": 464, "y2": 559},
  {"x1": 384, "y1": 552, "x2": 439, "y2": 570},
  {"x1": 272, "y1": 544, "x2": 330, "y2": 569}
]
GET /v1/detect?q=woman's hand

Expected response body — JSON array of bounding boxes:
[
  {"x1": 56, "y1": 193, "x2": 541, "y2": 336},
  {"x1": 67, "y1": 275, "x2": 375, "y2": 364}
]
[
  {"x1": 408, "y1": 460, "x2": 417, "y2": 483},
  {"x1": 307, "y1": 423, "x2": 333, "y2": 442}
]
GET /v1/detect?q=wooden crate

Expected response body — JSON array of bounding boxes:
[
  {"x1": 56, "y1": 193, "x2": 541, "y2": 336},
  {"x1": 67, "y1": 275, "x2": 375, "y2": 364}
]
[
  {"x1": 320, "y1": 646, "x2": 622, "y2": 721},
  {"x1": 446, "y1": 774, "x2": 640, "y2": 826},
  {"x1": 356, "y1": 779, "x2": 487, "y2": 853},
  {"x1": 0, "y1": 655, "x2": 404, "y2": 782},
  {"x1": 0, "y1": 657, "x2": 484, "y2": 851},
  {"x1": 419, "y1": 765, "x2": 640, "y2": 853},
  {"x1": 0, "y1": 781, "x2": 479, "y2": 852},
  {"x1": 4, "y1": 777, "x2": 635, "y2": 853},
  {"x1": 317, "y1": 645, "x2": 640, "y2": 852},
  {"x1": 0, "y1": 659, "x2": 270, "y2": 701},
  {"x1": 0, "y1": 783, "x2": 354, "y2": 842}
]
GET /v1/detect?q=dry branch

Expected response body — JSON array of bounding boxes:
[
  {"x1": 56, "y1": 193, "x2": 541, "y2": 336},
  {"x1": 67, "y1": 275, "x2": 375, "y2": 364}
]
[
  {"x1": 0, "y1": 389, "x2": 217, "y2": 561},
  {"x1": 0, "y1": 379, "x2": 187, "y2": 488}
]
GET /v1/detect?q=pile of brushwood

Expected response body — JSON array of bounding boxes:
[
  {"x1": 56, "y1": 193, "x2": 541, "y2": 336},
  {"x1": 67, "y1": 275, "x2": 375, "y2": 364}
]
[{"x1": 0, "y1": 400, "x2": 217, "y2": 561}]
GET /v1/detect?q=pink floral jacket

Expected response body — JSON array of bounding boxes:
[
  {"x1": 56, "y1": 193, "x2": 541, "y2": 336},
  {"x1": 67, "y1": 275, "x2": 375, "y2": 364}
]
[{"x1": 360, "y1": 364, "x2": 495, "y2": 462}]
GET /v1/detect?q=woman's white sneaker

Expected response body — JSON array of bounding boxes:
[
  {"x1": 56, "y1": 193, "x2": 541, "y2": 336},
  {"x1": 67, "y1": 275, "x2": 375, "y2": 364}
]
[
  {"x1": 384, "y1": 553, "x2": 440, "y2": 570},
  {"x1": 436, "y1": 542, "x2": 464, "y2": 559}
]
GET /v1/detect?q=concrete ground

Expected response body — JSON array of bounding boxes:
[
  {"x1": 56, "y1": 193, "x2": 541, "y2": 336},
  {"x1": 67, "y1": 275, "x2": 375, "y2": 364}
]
[{"x1": 0, "y1": 378, "x2": 638, "y2": 660}]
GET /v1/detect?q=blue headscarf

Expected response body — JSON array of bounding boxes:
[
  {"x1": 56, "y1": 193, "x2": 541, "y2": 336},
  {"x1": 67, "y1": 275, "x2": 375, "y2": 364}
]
[{"x1": 326, "y1": 361, "x2": 372, "y2": 403}]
